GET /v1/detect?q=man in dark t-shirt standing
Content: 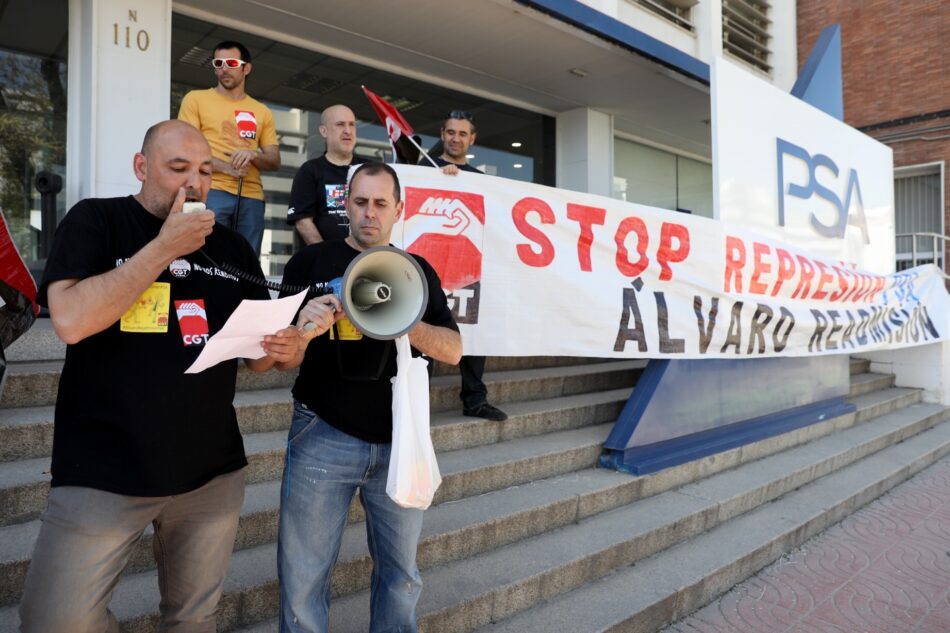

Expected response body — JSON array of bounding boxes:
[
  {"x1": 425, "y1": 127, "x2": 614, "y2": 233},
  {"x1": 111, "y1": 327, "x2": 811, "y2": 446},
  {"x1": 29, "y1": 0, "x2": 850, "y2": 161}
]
[
  {"x1": 18, "y1": 120, "x2": 304, "y2": 632},
  {"x1": 276, "y1": 162, "x2": 462, "y2": 632},
  {"x1": 286, "y1": 104, "x2": 363, "y2": 244},
  {"x1": 423, "y1": 110, "x2": 508, "y2": 422}
]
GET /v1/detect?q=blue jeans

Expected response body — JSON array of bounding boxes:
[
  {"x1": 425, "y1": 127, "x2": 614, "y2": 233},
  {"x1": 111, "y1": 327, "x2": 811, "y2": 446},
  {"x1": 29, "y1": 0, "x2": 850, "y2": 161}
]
[
  {"x1": 278, "y1": 401, "x2": 424, "y2": 633},
  {"x1": 205, "y1": 189, "x2": 265, "y2": 257}
]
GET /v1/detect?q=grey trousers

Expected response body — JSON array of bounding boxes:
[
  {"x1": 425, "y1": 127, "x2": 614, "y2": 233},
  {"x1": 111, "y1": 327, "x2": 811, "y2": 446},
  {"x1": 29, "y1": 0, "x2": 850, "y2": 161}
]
[{"x1": 18, "y1": 468, "x2": 245, "y2": 633}]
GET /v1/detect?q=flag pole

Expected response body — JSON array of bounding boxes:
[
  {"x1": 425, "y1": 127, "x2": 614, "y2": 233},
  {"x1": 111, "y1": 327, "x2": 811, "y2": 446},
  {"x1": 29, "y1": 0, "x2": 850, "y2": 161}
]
[{"x1": 404, "y1": 132, "x2": 440, "y2": 168}]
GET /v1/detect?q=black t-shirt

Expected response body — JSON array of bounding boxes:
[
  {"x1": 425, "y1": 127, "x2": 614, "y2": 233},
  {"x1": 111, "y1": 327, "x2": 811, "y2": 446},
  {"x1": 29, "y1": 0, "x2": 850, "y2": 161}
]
[
  {"x1": 286, "y1": 154, "x2": 363, "y2": 240},
  {"x1": 281, "y1": 240, "x2": 458, "y2": 443},
  {"x1": 425, "y1": 156, "x2": 485, "y2": 174},
  {"x1": 38, "y1": 196, "x2": 269, "y2": 496}
]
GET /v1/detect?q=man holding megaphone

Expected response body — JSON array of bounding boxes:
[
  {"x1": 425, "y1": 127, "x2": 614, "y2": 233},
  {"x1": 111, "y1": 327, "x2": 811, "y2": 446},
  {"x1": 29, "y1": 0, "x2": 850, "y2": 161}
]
[{"x1": 275, "y1": 162, "x2": 462, "y2": 632}]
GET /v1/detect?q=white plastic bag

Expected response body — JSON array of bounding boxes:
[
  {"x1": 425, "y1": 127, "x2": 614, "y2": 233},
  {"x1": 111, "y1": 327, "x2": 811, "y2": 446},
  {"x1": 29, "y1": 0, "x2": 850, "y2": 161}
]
[{"x1": 387, "y1": 334, "x2": 442, "y2": 509}]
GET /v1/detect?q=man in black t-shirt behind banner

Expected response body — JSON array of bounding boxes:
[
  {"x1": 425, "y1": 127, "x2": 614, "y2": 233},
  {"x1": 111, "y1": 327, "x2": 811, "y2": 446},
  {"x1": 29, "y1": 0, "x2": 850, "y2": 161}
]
[
  {"x1": 18, "y1": 121, "x2": 304, "y2": 633},
  {"x1": 286, "y1": 104, "x2": 363, "y2": 244},
  {"x1": 422, "y1": 110, "x2": 509, "y2": 422},
  {"x1": 276, "y1": 162, "x2": 462, "y2": 632}
]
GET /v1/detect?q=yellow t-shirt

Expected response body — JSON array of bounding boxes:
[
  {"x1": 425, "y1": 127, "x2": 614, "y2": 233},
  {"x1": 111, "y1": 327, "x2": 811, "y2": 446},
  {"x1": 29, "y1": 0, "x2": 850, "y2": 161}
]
[{"x1": 178, "y1": 89, "x2": 278, "y2": 201}]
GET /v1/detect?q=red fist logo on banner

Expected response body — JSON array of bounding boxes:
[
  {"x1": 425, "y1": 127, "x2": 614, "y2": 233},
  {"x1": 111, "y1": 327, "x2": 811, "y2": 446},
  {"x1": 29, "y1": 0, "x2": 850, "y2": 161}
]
[{"x1": 402, "y1": 187, "x2": 485, "y2": 324}]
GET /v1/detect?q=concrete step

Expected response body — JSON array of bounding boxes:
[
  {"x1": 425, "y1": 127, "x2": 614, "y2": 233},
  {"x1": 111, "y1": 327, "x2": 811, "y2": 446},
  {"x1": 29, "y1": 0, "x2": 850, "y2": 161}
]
[
  {"x1": 0, "y1": 387, "x2": 293, "y2": 463},
  {"x1": 470, "y1": 419, "x2": 950, "y2": 633},
  {"x1": 430, "y1": 361, "x2": 643, "y2": 414},
  {"x1": 0, "y1": 417, "x2": 614, "y2": 620},
  {"x1": 848, "y1": 370, "x2": 895, "y2": 397},
  {"x1": 330, "y1": 405, "x2": 950, "y2": 633},
  {"x1": 0, "y1": 379, "x2": 916, "y2": 600},
  {"x1": 4, "y1": 320, "x2": 62, "y2": 363},
  {"x1": 0, "y1": 360, "x2": 298, "y2": 409},
  {"x1": 0, "y1": 390, "x2": 627, "y2": 605},
  {"x1": 4, "y1": 320, "x2": 600, "y2": 375},
  {"x1": 0, "y1": 360, "x2": 638, "y2": 463},
  {"x1": 849, "y1": 356, "x2": 870, "y2": 375},
  {"x1": 2, "y1": 372, "x2": 939, "y2": 631},
  {"x1": 0, "y1": 375, "x2": 635, "y2": 527},
  {"x1": 0, "y1": 355, "x2": 642, "y2": 412},
  {"x1": 431, "y1": 356, "x2": 607, "y2": 377}
]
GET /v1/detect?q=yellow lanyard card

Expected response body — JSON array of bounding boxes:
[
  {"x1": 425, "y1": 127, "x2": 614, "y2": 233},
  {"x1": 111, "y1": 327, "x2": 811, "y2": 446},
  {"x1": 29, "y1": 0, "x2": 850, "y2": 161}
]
[
  {"x1": 120, "y1": 282, "x2": 171, "y2": 333},
  {"x1": 330, "y1": 317, "x2": 363, "y2": 341}
]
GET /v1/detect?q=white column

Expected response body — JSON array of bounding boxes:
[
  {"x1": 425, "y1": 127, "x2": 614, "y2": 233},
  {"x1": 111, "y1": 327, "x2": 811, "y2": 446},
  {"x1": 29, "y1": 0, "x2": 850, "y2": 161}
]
[
  {"x1": 66, "y1": 0, "x2": 172, "y2": 208},
  {"x1": 555, "y1": 107, "x2": 614, "y2": 197},
  {"x1": 769, "y1": 0, "x2": 799, "y2": 92},
  {"x1": 693, "y1": 0, "x2": 723, "y2": 62}
]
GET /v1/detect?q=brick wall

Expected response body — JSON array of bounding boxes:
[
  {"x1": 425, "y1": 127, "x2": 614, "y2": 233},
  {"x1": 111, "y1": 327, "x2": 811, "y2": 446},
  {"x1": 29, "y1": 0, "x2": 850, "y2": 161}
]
[
  {"x1": 797, "y1": 0, "x2": 949, "y2": 275},
  {"x1": 797, "y1": 0, "x2": 948, "y2": 128}
]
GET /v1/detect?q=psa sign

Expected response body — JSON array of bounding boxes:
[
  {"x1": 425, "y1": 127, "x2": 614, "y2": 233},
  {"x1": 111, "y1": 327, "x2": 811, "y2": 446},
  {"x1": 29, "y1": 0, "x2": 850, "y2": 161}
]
[{"x1": 776, "y1": 138, "x2": 870, "y2": 244}]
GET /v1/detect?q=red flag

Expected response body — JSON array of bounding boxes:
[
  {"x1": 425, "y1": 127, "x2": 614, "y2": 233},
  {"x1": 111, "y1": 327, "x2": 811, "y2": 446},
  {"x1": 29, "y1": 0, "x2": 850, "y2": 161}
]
[
  {"x1": 0, "y1": 209, "x2": 38, "y2": 355},
  {"x1": 361, "y1": 86, "x2": 421, "y2": 164}
]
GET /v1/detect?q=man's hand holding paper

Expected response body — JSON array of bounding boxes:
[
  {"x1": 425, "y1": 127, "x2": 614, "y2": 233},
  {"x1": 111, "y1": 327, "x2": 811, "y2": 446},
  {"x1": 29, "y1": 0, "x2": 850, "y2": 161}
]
[{"x1": 186, "y1": 289, "x2": 309, "y2": 374}]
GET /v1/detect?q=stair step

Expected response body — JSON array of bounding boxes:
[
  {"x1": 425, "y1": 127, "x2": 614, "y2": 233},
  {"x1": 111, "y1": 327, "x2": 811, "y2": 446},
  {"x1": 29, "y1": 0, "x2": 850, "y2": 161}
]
[
  {"x1": 0, "y1": 394, "x2": 621, "y2": 605},
  {"x1": 0, "y1": 355, "x2": 641, "y2": 411},
  {"x1": 848, "y1": 371, "x2": 895, "y2": 397},
  {"x1": 331, "y1": 406, "x2": 950, "y2": 633},
  {"x1": 0, "y1": 362, "x2": 61, "y2": 409},
  {"x1": 849, "y1": 356, "x2": 870, "y2": 375},
  {"x1": 0, "y1": 379, "x2": 631, "y2": 527},
  {"x1": 3, "y1": 320, "x2": 598, "y2": 374},
  {"x1": 0, "y1": 381, "x2": 919, "y2": 605},
  {"x1": 3, "y1": 380, "x2": 942, "y2": 631},
  {"x1": 471, "y1": 422, "x2": 950, "y2": 633},
  {"x1": 431, "y1": 356, "x2": 608, "y2": 377},
  {"x1": 0, "y1": 360, "x2": 298, "y2": 409},
  {"x1": 427, "y1": 361, "x2": 643, "y2": 413},
  {"x1": 4, "y1": 320, "x2": 63, "y2": 363}
]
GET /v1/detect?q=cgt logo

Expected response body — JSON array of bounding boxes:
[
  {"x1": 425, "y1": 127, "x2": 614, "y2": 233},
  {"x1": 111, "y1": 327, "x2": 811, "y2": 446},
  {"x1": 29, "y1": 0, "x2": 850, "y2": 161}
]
[
  {"x1": 234, "y1": 110, "x2": 258, "y2": 140},
  {"x1": 402, "y1": 187, "x2": 485, "y2": 324},
  {"x1": 175, "y1": 299, "x2": 209, "y2": 346},
  {"x1": 776, "y1": 138, "x2": 870, "y2": 244}
]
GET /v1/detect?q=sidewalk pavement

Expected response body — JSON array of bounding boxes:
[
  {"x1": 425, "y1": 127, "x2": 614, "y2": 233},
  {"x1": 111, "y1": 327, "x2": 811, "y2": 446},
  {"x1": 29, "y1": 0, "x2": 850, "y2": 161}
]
[{"x1": 664, "y1": 453, "x2": 950, "y2": 633}]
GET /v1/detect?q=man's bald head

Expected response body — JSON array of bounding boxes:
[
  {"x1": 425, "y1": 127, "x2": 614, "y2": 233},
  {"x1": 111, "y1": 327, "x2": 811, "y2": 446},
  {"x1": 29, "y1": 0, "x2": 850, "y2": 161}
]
[
  {"x1": 319, "y1": 105, "x2": 357, "y2": 161},
  {"x1": 141, "y1": 119, "x2": 208, "y2": 157},
  {"x1": 134, "y1": 120, "x2": 213, "y2": 219},
  {"x1": 320, "y1": 104, "x2": 355, "y2": 127}
]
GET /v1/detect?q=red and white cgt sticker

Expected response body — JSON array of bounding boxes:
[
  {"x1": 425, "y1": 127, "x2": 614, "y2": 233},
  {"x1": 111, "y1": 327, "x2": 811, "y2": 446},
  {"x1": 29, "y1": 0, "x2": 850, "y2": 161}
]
[
  {"x1": 175, "y1": 299, "x2": 210, "y2": 346},
  {"x1": 234, "y1": 110, "x2": 258, "y2": 140}
]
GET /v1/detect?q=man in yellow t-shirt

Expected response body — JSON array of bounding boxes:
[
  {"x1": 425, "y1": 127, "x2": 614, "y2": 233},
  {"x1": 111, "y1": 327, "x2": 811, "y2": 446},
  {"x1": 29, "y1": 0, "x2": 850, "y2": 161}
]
[{"x1": 178, "y1": 40, "x2": 280, "y2": 256}]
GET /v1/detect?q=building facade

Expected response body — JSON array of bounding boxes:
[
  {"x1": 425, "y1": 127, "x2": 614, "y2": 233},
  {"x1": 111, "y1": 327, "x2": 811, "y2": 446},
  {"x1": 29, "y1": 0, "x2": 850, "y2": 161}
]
[
  {"x1": 1, "y1": 0, "x2": 807, "y2": 277},
  {"x1": 797, "y1": 0, "x2": 949, "y2": 274}
]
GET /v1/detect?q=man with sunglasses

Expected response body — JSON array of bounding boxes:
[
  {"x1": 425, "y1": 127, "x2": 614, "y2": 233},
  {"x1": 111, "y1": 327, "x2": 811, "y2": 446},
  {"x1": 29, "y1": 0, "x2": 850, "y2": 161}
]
[
  {"x1": 423, "y1": 110, "x2": 508, "y2": 422},
  {"x1": 178, "y1": 40, "x2": 280, "y2": 257}
]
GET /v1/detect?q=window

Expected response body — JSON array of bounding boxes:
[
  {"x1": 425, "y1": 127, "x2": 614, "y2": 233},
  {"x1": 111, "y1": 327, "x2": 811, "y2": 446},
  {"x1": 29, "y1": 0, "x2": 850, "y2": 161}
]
[
  {"x1": 722, "y1": 0, "x2": 772, "y2": 74},
  {"x1": 0, "y1": 0, "x2": 68, "y2": 266},
  {"x1": 613, "y1": 137, "x2": 712, "y2": 217},
  {"x1": 630, "y1": 0, "x2": 697, "y2": 31},
  {"x1": 894, "y1": 163, "x2": 945, "y2": 272}
]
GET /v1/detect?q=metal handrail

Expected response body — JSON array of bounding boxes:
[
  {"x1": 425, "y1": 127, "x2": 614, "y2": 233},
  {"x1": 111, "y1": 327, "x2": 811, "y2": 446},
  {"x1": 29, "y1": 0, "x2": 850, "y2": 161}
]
[{"x1": 895, "y1": 232, "x2": 949, "y2": 279}]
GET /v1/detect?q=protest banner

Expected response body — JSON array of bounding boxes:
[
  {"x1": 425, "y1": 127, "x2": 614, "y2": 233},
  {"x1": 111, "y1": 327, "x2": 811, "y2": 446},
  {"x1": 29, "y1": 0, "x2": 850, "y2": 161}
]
[{"x1": 390, "y1": 165, "x2": 949, "y2": 359}]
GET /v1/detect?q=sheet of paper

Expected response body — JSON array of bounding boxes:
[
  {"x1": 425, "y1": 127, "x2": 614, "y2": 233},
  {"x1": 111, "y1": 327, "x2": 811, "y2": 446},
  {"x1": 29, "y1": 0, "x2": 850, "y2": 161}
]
[{"x1": 185, "y1": 290, "x2": 307, "y2": 374}]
